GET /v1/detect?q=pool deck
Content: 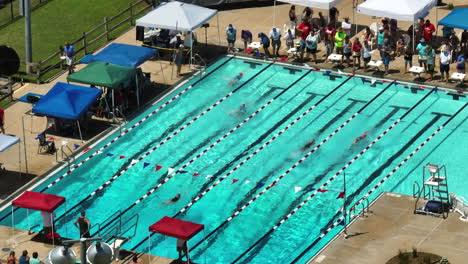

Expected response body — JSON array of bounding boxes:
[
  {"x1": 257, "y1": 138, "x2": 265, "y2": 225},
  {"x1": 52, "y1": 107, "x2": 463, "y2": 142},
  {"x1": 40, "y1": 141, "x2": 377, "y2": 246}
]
[
  {"x1": 310, "y1": 192, "x2": 468, "y2": 264},
  {"x1": 0, "y1": 225, "x2": 176, "y2": 264}
]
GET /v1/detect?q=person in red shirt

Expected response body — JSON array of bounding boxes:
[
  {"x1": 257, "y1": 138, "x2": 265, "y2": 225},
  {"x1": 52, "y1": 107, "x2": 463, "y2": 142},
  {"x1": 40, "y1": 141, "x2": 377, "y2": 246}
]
[
  {"x1": 422, "y1": 20, "x2": 435, "y2": 43},
  {"x1": 0, "y1": 107, "x2": 4, "y2": 134},
  {"x1": 297, "y1": 19, "x2": 312, "y2": 41}
]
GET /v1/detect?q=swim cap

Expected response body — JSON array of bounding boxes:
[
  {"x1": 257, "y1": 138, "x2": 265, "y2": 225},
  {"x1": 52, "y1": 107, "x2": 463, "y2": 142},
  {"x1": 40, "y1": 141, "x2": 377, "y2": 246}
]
[{"x1": 239, "y1": 72, "x2": 244, "y2": 76}]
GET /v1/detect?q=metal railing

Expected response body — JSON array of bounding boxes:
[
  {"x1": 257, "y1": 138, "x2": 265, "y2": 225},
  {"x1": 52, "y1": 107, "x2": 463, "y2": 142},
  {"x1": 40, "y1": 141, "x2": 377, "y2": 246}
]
[
  {"x1": 29, "y1": 0, "x2": 152, "y2": 83},
  {"x1": 0, "y1": 78, "x2": 14, "y2": 103},
  {"x1": 192, "y1": 53, "x2": 207, "y2": 79}
]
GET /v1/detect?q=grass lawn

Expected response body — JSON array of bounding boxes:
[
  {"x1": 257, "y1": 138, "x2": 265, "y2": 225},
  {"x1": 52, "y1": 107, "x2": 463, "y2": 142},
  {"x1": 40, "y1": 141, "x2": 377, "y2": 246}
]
[
  {"x1": 0, "y1": 98, "x2": 11, "y2": 108},
  {"x1": 0, "y1": 0, "x2": 146, "y2": 75}
]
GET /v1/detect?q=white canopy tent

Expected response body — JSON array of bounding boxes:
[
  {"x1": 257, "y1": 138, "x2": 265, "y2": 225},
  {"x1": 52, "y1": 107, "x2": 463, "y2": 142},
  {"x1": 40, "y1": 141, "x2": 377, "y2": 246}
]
[
  {"x1": 357, "y1": 0, "x2": 437, "y2": 21},
  {"x1": 136, "y1": 1, "x2": 218, "y2": 31},
  {"x1": 277, "y1": 0, "x2": 341, "y2": 10},
  {"x1": 0, "y1": 134, "x2": 24, "y2": 183},
  {"x1": 357, "y1": 0, "x2": 438, "y2": 50},
  {"x1": 136, "y1": 1, "x2": 219, "y2": 71}
]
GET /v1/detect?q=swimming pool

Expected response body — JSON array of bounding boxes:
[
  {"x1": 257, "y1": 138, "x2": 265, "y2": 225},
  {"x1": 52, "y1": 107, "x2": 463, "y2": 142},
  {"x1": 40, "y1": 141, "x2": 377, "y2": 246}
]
[{"x1": 1, "y1": 56, "x2": 467, "y2": 264}]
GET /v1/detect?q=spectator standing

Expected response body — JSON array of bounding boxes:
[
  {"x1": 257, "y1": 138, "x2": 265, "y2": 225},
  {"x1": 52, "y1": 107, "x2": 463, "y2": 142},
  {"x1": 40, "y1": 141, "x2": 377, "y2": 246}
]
[
  {"x1": 334, "y1": 27, "x2": 346, "y2": 57},
  {"x1": 439, "y1": 46, "x2": 452, "y2": 82},
  {"x1": 226, "y1": 24, "x2": 237, "y2": 52},
  {"x1": 396, "y1": 35, "x2": 406, "y2": 57},
  {"x1": 130, "y1": 256, "x2": 141, "y2": 264},
  {"x1": 352, "y1": 38, "x2": 362, "y2": 70},
  {"x1": 362, "y1": 40, "x2": 372, "y2": 71},
  {"x1": 297, "y1": 19, "x2": 312, "y2": 41},
  {"x1": 426, "y1": 45, "x2": 436, "y2": 81},
  {"x1": 341, "y1": 17, "x2": 352, "y2": 36},
  {"x1": 29, "y1": 253, "x2": 43, "y2": 264},
  {"x1": 324, "y1": 23, "x2": 336, "y2": 59},
  {"x1": 461, "y1": 30, "x2": 468, "y2": 50},
  {"x1": 302, "y1": 7, "x2": 313, "y2": 22},
  {"x1": 318, "y1": 12, "x2": 327, "y2": 31},
  {"x1": 329, "y1": 7, "x2": 339, "y2": 27},
  {"x1": 270, "y1": 27, "x2": 282, "y2": 57},
  {"x1": 176, "y1": 239, "x2": 188, "y2": 261},
  {"x1": 389, "y1": 19, "x2": 398, "y2": 37},
  {"x1": 381, "y1": 39, "x2": 392, "y2": 75},
  {"x1": 343, "y1": 36, "x2": 352, "y2": 67},
  {"x1": 174, "y1": 45, "x2": 185, "y2": 77},
  {"x1": 363, "y1": 26, "x2": 374, "y2": 46},
  {"x1": 377, "y1": 27, "x2": 385, "y2": 58},
  {"x1": 258, "y1": 33, "x2": 271, "y2": 57},
  {"x1": 416, "y1": 39, "x2": 428, "y2": 72},
  {"x1": 305, "y1": 31, "x2": 319, "y2": 64},
  {"x1": 456, "y1": 51, "x2": 466, "y2": 74},
  {"x1": 0, "y1": 107, "x2": 4, "y2": 134},
  {"x1": 7, "y1": 251, "x2": 17, "y2": 264},
  {"x1": 422, "y1": 20, "x2": 435, "y2": 44},
  {"x1": 289, "y1": 5, "x2": 297, "y2": 28},
  {"x1": 241, "y1": 30, "x2": 252, "y2": 51},
  {"x1": 63, "y1": 42, "x2": 75, "y2": 74},
  {"x1": 403, "y1": 46, "x2": 413, "y2": 73},
  {"x1": 442, "y1": 26, "x2": 454, "y2": 39},
  {"x1": 284, "y1": 29, "x2": 295, "y2": 49},
  {"x1": 449, "y1": 34, "x2": 460, "y2": 63},
  {"x1": 19, "y1": 251, "x2": 29, "y2": 264}
]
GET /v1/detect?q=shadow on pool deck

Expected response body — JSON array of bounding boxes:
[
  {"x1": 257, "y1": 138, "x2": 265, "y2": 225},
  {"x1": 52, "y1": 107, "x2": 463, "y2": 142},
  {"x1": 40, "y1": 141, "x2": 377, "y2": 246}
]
[{"x1": 0, "y1": 170, "x2": 36, "y2": 200}]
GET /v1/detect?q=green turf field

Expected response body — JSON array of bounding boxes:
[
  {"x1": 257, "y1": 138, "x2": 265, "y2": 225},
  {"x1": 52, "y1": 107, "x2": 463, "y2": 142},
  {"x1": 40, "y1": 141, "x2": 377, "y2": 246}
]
[{"x1": 0, "y1": 0, "x2": 148, "y2": 80}]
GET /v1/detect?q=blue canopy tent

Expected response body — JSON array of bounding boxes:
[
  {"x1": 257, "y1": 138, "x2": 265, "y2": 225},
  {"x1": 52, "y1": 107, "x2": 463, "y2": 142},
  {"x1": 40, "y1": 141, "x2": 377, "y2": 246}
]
[
  {"x1": 79, "y1": 43, "x2": 157, "y2": 67},
  {"x1": 439, "y1": 8, "x2": 468, "y2": 30},
  {"x1": 32, "y1": 82, "x2": 102, "y2": 141}
]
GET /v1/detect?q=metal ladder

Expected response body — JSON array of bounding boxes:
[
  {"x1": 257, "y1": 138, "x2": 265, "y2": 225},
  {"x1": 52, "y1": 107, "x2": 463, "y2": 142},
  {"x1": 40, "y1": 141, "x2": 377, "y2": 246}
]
[
  {"x1": 94, "y1": 210, "x2": 139, "y2": 260},
  {"x1": 349, "y1": 197, "x2": 371, "y2": 221},
  {"x1": 192, "y1": 53, "x2": 206, "y2": 78},
  {"x1": 414, "y1": 163, "x2": 450, "y2": 218}
]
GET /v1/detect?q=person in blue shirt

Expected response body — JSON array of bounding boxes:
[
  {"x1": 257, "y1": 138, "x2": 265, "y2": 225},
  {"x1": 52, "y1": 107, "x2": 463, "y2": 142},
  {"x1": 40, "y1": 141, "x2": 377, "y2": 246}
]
[
  {"x1": 442, "y1": 26, "x2": 454, "y2": 39},
  {"x1": 241, "y1": 30, "x2": 252, "y2": 51},
  {"x1": 63, "y1": 42, "x2": 75, "y2": 74},
  {"x1": 416, "y1": 38, "x2": 428, "y2": 72},
  {"x1": 258, "y1": 32, "x2": 271, "y2": 57},
  {"x1": 226, "y1": 24, "x2": 237, "y2": 52},
  {"x1": 457, "y1": 51, "x2": 466, "y2": 74}
]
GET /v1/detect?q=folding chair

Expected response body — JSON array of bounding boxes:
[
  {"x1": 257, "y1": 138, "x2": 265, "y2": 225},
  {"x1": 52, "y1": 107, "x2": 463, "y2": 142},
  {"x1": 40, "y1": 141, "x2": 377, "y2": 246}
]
[{"x1": 36, "y1": 132, "x2": 53, "y2": 154}]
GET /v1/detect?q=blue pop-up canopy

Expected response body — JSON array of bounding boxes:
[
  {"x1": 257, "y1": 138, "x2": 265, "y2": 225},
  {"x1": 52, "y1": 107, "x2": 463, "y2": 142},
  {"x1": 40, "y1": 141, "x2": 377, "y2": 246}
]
[
  {"x1": 439, "y1": 8, "x2": 468, "y2": 30},
  {"x1": 32, "y1": 82, "x2": 102, "y2": 120},
  {"x1": 79, "y1": 43, "x2": 157, "y2": 68}
]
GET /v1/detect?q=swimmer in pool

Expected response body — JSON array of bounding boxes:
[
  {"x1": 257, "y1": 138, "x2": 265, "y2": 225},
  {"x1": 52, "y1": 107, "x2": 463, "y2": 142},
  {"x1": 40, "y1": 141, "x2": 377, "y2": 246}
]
[
  {"x1": 350, "y1": 131, "x2": 369, "y2": 147},
  {"x1": 228, "y1": 72, "x2": 244, "y2": 85},
  {"x1": 165, "y1": 194, "x2": 181, "y2": 204},
  {"x1": 229, "y1": 103, "x2": 247, "y2": 116},
  {"x1": 300, "y1": 139, "x2": 316, "y2": 151}
]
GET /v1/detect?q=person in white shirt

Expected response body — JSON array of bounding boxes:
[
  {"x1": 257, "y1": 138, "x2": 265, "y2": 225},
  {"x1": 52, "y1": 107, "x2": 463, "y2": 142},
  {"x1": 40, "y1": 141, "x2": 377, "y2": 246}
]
[
  {"x1": 284, "y1": 28, "x2": 295, "y2": 49},
  {"x1": 341, "y1": 17, "x2": 352, "y2": 36},
  {"x1": 269, "y1": 27, "x2": 282, "y2": 57},
  {"x1": 305, "y1": 31, "x2": 319, "y2": 63},
  {"x1": 226, "y1": 24, "x2": 237, "y2": 52},
  {"x1": 439, "y1": 46, "x2": 452, "y2": 82},
  {"x1": 40, "y1": 211, "x2": 55, "y2": 234}
]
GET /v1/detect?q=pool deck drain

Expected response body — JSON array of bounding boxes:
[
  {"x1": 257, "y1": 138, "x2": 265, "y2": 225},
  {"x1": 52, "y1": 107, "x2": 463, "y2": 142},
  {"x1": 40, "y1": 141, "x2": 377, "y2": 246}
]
[{"x1": 309, "y1": 192, "x2": 468, "y2": 264}]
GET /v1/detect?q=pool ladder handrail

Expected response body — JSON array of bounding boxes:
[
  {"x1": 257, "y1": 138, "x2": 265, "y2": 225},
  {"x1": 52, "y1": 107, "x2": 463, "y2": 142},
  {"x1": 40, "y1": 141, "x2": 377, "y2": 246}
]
[
  {"x1": 349, "y1": 197, "x2": 370, "y2": 220},
  {"x1": 113, "y1": 107, "x2": 127, "y2": 134},
  {"x1": 60, "y1": 143, "x2": 75, "y2": 169},
  {"x1": 192, "y1": 53, "x2": 206, "y2": 79}
]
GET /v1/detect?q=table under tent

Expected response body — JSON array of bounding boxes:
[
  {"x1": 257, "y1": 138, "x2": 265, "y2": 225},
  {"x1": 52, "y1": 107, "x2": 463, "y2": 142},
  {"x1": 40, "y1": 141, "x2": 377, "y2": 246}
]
[{"x1": 32, "y1": 82, "x2": 102, "y2": 142}]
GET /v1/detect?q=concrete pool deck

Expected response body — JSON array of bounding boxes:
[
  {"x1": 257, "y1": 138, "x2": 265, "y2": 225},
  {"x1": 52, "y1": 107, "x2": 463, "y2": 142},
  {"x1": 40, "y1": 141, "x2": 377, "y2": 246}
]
[{"x1": 310, "y1": 192, "x2": 468, "y2": 264}]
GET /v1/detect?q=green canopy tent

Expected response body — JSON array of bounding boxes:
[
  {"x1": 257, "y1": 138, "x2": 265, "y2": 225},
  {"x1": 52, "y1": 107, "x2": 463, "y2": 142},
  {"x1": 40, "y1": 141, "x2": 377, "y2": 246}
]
[{"x1": 67, "y1": 61, "x2": 139, "y2": 111}]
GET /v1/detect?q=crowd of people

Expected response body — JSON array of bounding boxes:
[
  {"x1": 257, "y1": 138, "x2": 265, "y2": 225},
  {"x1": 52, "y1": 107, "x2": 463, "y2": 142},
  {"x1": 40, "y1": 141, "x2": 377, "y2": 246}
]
[
  {"x1": 225, "y1": 6, "x2": 468, "y2": 81},
  {"x1": 6, "y1": 250, "x2": 44, "y2": 264}
]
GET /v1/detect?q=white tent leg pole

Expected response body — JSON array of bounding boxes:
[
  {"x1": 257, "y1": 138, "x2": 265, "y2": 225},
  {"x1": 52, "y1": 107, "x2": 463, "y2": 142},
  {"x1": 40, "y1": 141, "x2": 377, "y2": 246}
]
[
  {"x1": 21, "y1": 115, "x2": 28, "y2": 175},
  {"x1": 136, "y1": 74, "x2": 140, "y2": 108},
  {"x1": 217, "y1": 13, "x2": 221, "y2": 46},
  {"x1": 186, "y1": 241, "x2": 191, "y2": 264},
  {"x1": 112, "y1": 90, "x2": 115, "y2": 114},
  {"x1": 18, "y1": 141, "x2": 22, "y2": 186},
  {"x1": 273, "y1": 0, "x2": 276, "y2": 27},
  {"x1": 27, "y1": 209, "x2": 30, "y2": 234},
  {"x1": 159, "y1": 60, "x2": 167, "y2": 85},
  {"x1": 51, "y1": 213, "x2": 55, "y2": 247},
  {"x1": 435, "y1": 7, "x2": 438, "y2": 38},
  {"x1": 413, "y1": 21, "x2": 415, "y2": 52},
  {"x1": 11, "y1": 207, "x2": 14, "y2": 248},
  {"x1": 77, "y1": 121, "x2": 83, "y2": 142}
]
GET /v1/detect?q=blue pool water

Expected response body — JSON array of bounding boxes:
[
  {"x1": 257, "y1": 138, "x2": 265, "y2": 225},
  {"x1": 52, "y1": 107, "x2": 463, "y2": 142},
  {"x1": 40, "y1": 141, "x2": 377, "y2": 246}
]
[{"x1": 1, "y1": 56, "x2": 467, "y2": 264}]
